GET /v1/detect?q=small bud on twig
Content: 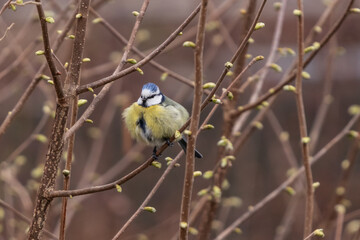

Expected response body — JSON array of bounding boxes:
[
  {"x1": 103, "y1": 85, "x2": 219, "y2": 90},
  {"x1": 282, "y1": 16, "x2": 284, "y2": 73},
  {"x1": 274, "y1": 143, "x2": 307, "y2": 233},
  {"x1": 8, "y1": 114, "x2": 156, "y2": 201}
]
[
  {"x1": 45, "y1": 17, "x2": 55, "y2": 23},
  {"x1": 203, "y1": 82, "x2": 216, "y2": 89},
  {"x1": 62, "y1": 169, "x2": 70, "y2": 177},
  {"x1": 293, "y1": 9, "x2": 302, "y2": 16},
  {"x1": 183, "y1": 41, "x2": 196, "y2": 48},
  {"x1": 77, "y1": 99, "x2": 88, "y2": 107},
  {"x1": 254, "y1": 22, "x2": 265, "y2": 30},
  {"x1": 132, "y1": 11, "x2": 139, "y2": 16},
  {"x1": 115, "y1": 184, "x2": 122, "y2": 192},
  {"x1": 143, "y1": 206, "x2": 156, "y2": 213}
]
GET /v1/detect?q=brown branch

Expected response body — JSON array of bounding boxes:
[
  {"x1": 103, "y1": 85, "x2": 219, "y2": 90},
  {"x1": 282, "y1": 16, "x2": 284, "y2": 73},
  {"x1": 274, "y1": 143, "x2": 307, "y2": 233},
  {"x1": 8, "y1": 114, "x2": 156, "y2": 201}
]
[
  {"x1": 199, "y1": 55, "x2": 264, "y2": 133},
  {"x1": 63, "y1": 0, "x2": 150, "y2": 141},
  {"x1": 76, "y1": 3, "x2": 202, "y2": 94},
  {"x1": 214, "y1": 112, "x2": 360, "y2": 240},
  {"x1": 2, "y1": 113, "x2": 49, "y2": 165},
  {"x1": 0, "y1": 4, "x2": 78, "y2": 138},
  {"x1": 231, "y1": 0, "x2": 287, "y2": 134},
  {"x1": 111, "y1": 152, "x2": 183, "y2": 240},
  {"x1": 164, "y1": 0, "x2": 237, "y2": 53},
  {"x1": 322, "y1": 120, "x2": 360, "y2": 228},
  {"x1": 230, "y1": 0, "x2": 355, "y2": 118},
  {"x1": 59, "y1": 1, "x2": 91, "y2": 239},
  {"x1": 50, "y1": 0, "x2": 265, "y2": 201},
  {"x1": 304, "y1": 0, "x2": 340, "y2": 46},
  {"x1": 89, "y1": 8, "x2": 197, "y2": 89},
  {"x1": 28, "y1": 103, "x2": 69, "y2": 240},
  {"x1": 197, "y1": 1, "x2": 268, "y2": 238},
  {"x1": 0, "y1": 0, "x2": 11, "y2": 15},
  {"x1": 35, "y1": 0, "x2": 65, "y2": 102},
  {"x1": 0, "y1": 198, "x2": 58, "y2": 240},
  {"x1": 0, "y1": 76, "x2": 42, "y2": 137},
  {"x1": 0, "y1": 22, "x2": 14, "y2": 41},
  {"x1": 294, "y1": 0, "x2": 314, "y2": 236},
  {"x1": 52, "y1": 143, "x2": 145, "y2": 233},
  {"x1": 309, "y1": 38, "x2": 337, "y2": 154},
  {"x1": 47, "y1": 155, "x2": 155, "y2": 198},
  {"x1": 179, "y1": 1, "x2": 207, "y2": 239},
  {"x1": 334, "y1": 205, "x2": 345, "y2": 240}
]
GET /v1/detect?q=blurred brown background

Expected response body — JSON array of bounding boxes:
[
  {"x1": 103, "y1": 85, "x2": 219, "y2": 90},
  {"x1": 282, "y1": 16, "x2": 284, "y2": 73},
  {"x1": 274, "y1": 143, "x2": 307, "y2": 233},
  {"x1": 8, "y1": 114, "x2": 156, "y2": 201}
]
[{"x1": 1, "y1": 0, "x2": 360, "y2": 239}]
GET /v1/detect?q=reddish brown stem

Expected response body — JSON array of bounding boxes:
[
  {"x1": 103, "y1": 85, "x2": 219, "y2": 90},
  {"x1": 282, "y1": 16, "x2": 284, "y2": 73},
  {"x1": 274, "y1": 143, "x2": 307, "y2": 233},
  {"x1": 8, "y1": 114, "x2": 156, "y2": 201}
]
[{"x1": 179, "y1": 1, "x2": 207, "y2": 239}]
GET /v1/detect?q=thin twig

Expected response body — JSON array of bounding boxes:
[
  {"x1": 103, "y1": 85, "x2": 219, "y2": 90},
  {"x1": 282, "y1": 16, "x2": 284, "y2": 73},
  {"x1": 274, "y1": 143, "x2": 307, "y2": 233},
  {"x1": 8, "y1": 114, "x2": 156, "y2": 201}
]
[
  {"x1": 214, "y1": 113, "x2": 360, "y2": 240},
  {"x1": 89, "y1": 8, "x2": 197, "y2": 89},
  {"x1": 35, "y1": 0, "x2": 65, "y2": 102},
  {"x1": 0, "y1": 198, "x2": 58, "y2": 240},
  {"x1": 76, "y1": 4, "x2": 202, "y2": 94},
  {"x1": 179, "y1": 1, "x2": 207, "y2": 239},
  {"x1": 10, "y1": 1, "x2": 41, "y2": 6},
  {"x1": 0, "y1": 4, "x2": 78, "y2": 138},
  {"x1": 294, "y1": 0, "x2": 314, "y2": 236},
  {"x1": 0, "y1": 22, "x2": 14, "y2": 41},
  {"x1": 231, "y1": 0, "x2": 287, "y2": 135},
  {"x1": 47, "y1": 156, "x2": 155, "y2": 198},
  {"x1": 63, "y1": 0, "x2": 150, "y2": 141},
  {"x1": 322, "y1": 120, "x2": 360, "y2": 228},
  {"x1": 0, "y1": 0, "x2": 12, "y2": 15},
  {"x1": 111, "y1": 152, "x2": 183, "y2": 239},
  {"x1": 196, "y1": 1, "x2": 269, "y2": 237},
  {"x1": 309, "y1": 38, "x2": 337, "y2": 154},
  {"x1": 230, "y1": 0, "x2": 355, "y2": 118},
  {"x1": 1, "y1": 112, "x2": 49, "y2": 166},
  {"x1": 59, "y1": 1, "x2": 91, "y2": 239},
  {"x1": 335, "y1": 206, "x2": 345, "y2": 240}
]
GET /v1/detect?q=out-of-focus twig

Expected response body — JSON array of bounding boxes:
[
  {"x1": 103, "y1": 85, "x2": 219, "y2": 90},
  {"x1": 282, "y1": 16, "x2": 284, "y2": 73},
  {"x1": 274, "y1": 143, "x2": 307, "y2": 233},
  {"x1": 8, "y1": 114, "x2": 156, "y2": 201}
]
[
  {"x1": 0, "y1": 22, "x2": 14, "y2": 41},
  {"x1": 214, "y1": 112, "x2": 360, "y2": 240},
  {"x1": 294, "y1": 0, "x2": 314, "y2": 236}
]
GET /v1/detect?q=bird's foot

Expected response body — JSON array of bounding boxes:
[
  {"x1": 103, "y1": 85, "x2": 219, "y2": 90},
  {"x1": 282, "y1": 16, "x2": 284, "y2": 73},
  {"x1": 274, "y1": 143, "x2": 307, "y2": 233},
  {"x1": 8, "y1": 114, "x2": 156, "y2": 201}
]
[
  {"x1": 152, "y1": 147, "x2": 159, "y2": 160},
  {"x1": 165, "y1": 139, "x2": 174, "y2": 147}
]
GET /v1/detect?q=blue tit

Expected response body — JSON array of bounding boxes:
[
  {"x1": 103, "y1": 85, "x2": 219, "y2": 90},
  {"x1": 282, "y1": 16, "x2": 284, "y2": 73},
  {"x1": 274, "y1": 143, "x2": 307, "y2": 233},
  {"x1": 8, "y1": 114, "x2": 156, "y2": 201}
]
[{"x1": 122, "y1": 83, "x2": 203, "y2": 158}]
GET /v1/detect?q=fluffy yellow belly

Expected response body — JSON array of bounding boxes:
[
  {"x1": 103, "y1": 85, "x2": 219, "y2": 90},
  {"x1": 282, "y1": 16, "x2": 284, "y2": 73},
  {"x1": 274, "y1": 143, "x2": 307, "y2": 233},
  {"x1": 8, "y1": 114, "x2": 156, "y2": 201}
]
[{"x1": 123, "y1": 103, "x2": 186, "y2": 146}]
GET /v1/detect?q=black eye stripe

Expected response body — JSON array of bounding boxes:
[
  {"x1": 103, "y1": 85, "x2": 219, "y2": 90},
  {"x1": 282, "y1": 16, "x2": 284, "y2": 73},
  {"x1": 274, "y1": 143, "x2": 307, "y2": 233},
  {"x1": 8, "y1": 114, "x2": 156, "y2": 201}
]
[{"x1": 145, "y1": 93, "x2": 160, "y2": 100}]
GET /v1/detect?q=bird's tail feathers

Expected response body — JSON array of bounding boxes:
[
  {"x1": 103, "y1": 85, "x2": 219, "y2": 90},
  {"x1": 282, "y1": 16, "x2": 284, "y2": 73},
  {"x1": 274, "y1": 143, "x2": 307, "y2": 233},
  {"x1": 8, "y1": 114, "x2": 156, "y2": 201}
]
[{"x1": 178, "y1": 138, "x2": 203, "y2": 159}]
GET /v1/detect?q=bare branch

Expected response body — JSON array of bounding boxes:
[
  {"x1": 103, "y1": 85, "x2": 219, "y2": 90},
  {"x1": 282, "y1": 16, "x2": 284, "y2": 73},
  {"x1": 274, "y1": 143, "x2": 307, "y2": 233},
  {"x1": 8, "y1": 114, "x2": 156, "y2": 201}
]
[
  {"x1": 0, "y1": 199, "x2": 58, "y2": 240},
  {"x1": 35, "y1": 0, "x2": 65, "y2": 102},
  {"x1": 0, "y1": 22, "x2": 14, "y2": 41},
  {"x1": 230, "y1": 0, "x2": 355, "y2": 118},
  {"x1": 294, "y1": 0, "x2": 314, "y2": 236},
  {"x1": 179, "y1": 0, "x2": 207, "y2": 239},
  {"x1": 214, "y1": 112, "x2": 360, "y2": 240},
  {"x1": 112, "y1": 152, "x2": 183, "y2": 239},
  {"x1": 63, "y1": 0, "x2": 150, "y2": 141},
  {"x1": 76, "y1": 4, "x2": 202, "y2": 94},
  {"x1": 0, "y1": 3, "x2": 78, "y2": 138},
  {"x1": 59, "y1": 0, "x2": 92, "y2": 239},
  {"x1": 47, "y1": 156, "x2": 155, "y2": 198}
]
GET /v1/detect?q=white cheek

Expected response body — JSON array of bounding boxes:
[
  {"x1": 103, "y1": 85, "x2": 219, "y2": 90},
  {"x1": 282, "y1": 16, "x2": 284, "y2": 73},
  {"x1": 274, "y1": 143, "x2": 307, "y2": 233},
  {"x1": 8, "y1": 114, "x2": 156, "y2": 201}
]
[
  {"x1": 137, "y1": 97, "x2": 143, "y2": 105},
  {"x1": 146, "y1": 95, "x2": 162, "y2": 106}
]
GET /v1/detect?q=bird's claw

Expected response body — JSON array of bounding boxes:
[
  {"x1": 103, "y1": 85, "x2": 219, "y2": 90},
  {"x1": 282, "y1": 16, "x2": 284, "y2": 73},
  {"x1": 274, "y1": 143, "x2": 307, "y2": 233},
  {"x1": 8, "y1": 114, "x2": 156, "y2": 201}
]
[
  {"x1": 152, "y1": 147, "x2": 161, "y2": 160},
  {"x1": 165, "y1": 139, "x2": 174, "y2": 147}
]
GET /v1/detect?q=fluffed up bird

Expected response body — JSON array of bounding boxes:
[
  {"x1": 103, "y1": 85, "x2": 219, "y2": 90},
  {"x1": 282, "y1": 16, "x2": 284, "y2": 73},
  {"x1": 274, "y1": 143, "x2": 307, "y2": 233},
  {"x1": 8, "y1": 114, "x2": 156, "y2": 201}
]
[{"x1": 122, "y1": 83, "x2": 203, "y2": 159}]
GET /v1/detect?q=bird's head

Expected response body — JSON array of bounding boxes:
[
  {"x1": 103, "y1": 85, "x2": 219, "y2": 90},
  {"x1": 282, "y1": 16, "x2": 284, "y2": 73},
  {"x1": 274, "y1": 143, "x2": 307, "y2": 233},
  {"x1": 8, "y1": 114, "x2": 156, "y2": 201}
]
[{"x1": 137, "y1": 83, "x2": 165, "y2": 107}]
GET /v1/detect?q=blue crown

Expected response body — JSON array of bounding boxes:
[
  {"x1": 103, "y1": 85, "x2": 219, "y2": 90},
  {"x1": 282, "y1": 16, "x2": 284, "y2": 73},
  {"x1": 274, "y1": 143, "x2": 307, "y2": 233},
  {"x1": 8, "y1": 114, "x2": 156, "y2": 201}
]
[{"x1": 142, "y1": 83, "x2": 159, "y2": 93}]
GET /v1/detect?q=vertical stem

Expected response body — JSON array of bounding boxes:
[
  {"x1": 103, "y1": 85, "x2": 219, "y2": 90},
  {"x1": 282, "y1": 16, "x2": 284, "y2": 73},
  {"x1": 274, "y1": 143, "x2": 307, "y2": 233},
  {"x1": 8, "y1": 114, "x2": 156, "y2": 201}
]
[
  {"x1": 59, "y1": 0, "x2": 91, "y2": 239},
  {"x1": 294, "y1": 0, "x2": 314, "y2": 237},
  {"x1": 59, "y1": 98, "x2": 78, "y2": 240},
  {"x1": 28, "y1": 104, "x2": 69, "y2": 240},
  {"x1": 179, "y1": 1, "x2": 207, "y2": 239}
]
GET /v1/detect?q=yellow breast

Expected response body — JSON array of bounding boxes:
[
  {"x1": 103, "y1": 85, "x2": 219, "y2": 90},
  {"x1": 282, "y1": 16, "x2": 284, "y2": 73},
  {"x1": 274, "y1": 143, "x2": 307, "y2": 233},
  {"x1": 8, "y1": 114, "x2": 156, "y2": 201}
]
[{"x1": 123, "y1": 103, "x2": 186, "y2": 145}]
